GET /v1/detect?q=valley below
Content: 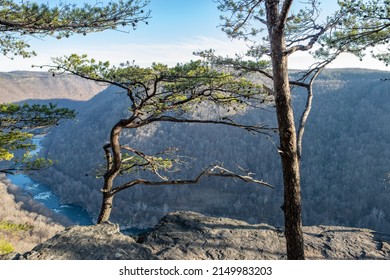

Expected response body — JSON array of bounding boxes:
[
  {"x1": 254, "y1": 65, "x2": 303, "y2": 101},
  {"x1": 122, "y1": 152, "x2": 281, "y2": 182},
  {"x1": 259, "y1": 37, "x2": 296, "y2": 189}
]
[
  {"x1": 1, "y1": 69, "x2": 390, "y2": 259},
  {"x1": 34, "y1": 69, "x2": 390, "y2": 233}
]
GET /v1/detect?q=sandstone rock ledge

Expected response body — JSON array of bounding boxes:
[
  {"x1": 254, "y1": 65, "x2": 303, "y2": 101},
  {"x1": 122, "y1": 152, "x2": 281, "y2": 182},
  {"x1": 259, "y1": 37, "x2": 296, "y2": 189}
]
[{"x1": 8, "y1": 211, "x2": 390, "y2": 260}]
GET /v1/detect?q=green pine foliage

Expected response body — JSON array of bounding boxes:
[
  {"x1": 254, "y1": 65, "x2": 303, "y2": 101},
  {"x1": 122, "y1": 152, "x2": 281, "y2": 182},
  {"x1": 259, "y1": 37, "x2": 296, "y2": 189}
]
[
  {"x1": 1, "y1": 0, "x2": 151, "y2": 173},
  {"x1": 316, "y1": 0, "x2": 390, "y2": 65},
  {"x1": 0, "y1": 0, "x2": 150, "y2": 58},
  {"x1": 0, "y1": 103, "x2": 75, "y2": 173}
]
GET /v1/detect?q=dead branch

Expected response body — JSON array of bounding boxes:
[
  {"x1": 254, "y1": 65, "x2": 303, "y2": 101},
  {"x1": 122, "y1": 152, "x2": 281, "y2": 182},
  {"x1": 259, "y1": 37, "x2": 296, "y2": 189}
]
[
  {"x1": 109, "y1": 164, "x2": 274, "y2": 196},
  {"x1": 137, "y1": 115, "x2": 277, "y2": 134}
]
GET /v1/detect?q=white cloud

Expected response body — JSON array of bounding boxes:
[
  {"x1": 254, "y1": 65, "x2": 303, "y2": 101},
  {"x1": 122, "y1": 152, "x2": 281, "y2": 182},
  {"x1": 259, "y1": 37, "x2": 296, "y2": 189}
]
[
  {"x1": 0, "y1": 36, "x2": 388, "y2": 71},
  {"x1": 70, "y1": 36, "x2": 250, "y2": 67},
  {"x1": 0, "y1": 36, "x2": 249, "y2": 71}
]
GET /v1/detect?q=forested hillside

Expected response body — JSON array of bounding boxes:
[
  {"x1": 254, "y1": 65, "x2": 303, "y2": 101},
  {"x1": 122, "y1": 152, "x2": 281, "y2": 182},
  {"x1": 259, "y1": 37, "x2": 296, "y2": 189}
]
[
  {"x1": 0, "y1": 175, "x2": 65, "y2": 255},
  {"x1": 35, "y1": 69, "x2": 390, "y2": 232},
  {"x1": 0, "y1": 71, "x2": 106, "y2": 104}
]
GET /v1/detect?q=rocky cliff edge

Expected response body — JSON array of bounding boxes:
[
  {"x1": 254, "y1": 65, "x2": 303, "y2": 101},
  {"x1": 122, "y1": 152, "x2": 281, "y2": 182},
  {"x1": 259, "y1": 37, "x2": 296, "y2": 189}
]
[{"x1": 4, "y1": 211, "x2": 390, "y2": 260}]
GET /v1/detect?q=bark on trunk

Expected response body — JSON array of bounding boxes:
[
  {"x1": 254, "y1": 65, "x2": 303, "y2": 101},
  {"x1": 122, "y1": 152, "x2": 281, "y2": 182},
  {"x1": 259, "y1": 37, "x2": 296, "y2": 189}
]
[
  {"x1": 266, "y1": 0, "x2": 305, "y2": 260},
  {"x1": 97, "y1": 123, "x2": 124, "y2": 224},
  {"x1": 273, "y1": 52, "x2": 305, "y2": 260},
  {"x1": 97, "y1": 190, "x2": 114, "y2": 223}
]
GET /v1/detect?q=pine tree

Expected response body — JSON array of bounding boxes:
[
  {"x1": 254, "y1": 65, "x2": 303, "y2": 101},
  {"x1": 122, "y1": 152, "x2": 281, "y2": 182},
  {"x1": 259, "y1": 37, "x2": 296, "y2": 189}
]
[
  {"x1": 210, "y1": 0, "x2": 389, "y2": 259},
  {"x1": 0, "y1": 0, "x2": 150, "y2": 173}
]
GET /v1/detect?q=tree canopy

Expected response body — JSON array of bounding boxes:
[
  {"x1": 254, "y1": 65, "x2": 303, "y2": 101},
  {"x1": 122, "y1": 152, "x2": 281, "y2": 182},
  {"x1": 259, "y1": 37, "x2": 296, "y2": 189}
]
[
  {"x1": 317, "y1": 0, "x2": 390, "y2": 65},
  {"x1": 0, "y1": 0, "x2": 151, "y2": 174},
  {"x1": 0, "y1": 0, "x2": 150, "y2": 58}
]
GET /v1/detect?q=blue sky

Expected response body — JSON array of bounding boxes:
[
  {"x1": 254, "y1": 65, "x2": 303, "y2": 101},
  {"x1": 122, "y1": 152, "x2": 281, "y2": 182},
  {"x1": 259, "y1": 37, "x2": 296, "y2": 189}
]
[{"x1": 0, "y1": 0, "x2": 388, "y2": 71}]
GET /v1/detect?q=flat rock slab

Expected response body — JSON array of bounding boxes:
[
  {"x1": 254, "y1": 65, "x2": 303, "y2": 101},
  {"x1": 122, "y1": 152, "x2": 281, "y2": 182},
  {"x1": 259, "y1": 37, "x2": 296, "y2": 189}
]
[
  {"x1": 140, "y1": 211, "x2": 390, "y2": 260},
  {"x1": 303, "y1": 225, "x2": 390, "y2": 260},
  {"x1": 9, "y1": 211, "x2": 390, "y2": 260},
  {"x1": 140, "y1": 211, "x2": 286, "y2": 259}
]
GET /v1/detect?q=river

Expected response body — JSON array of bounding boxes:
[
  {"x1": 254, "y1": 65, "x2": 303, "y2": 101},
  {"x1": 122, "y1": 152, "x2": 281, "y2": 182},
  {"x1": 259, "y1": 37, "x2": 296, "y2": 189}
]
[
  {"x1": 5, "y1": 137, "x2": 150, "y2": 235},
  {"x1": 6, "y1": 136, "x2": 92, "y2": 226}
]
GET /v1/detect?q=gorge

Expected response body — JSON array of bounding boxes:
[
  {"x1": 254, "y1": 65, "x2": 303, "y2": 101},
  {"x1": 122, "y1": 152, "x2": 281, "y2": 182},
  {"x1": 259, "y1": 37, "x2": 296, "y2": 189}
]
[{"x1": 1, "y1": 69, "x2": 390, "y2": 234}]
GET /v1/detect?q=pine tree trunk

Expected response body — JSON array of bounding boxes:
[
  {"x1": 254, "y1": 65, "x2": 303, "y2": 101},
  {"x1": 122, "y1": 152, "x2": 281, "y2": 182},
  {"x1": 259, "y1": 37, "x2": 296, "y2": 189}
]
[
  {"x1": 274, "y1": 62, "x2": 305, "y2": 259},
  {"x1": 97, "y1": 124, "x2": 123, "y2": 224},
  {"x1": 266, "y1": 0, "x2": 305, "y2": 260},
  {"x1": 273, "y1": 51, "x2": 305, "y2": 260},
  {"x1": 97, "y1": 172, "x2": 117, "y2": 223},
  {"x1": 97, "y1": 191, "x2": 114, "y2": 223}
]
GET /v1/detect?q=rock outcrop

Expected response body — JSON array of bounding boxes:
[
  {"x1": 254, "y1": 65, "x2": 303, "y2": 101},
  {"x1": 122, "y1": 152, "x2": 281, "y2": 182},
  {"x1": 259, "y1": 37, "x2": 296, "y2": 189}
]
[
  {"x1": 8, "y1": 211, "x2": 390, "y2": 260},
  {"x1": 14, "y1": 222, "x2": 156, "y2": 260},
  {"x1": 140, "y1": 212, "x2": 390, "y2": 260}
]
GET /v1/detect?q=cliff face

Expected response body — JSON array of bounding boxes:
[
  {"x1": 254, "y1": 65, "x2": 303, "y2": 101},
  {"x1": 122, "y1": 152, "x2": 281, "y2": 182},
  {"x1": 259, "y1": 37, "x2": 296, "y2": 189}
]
[{"x1": 6, "y1": 211, "x2": 390, "y2": 260}]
